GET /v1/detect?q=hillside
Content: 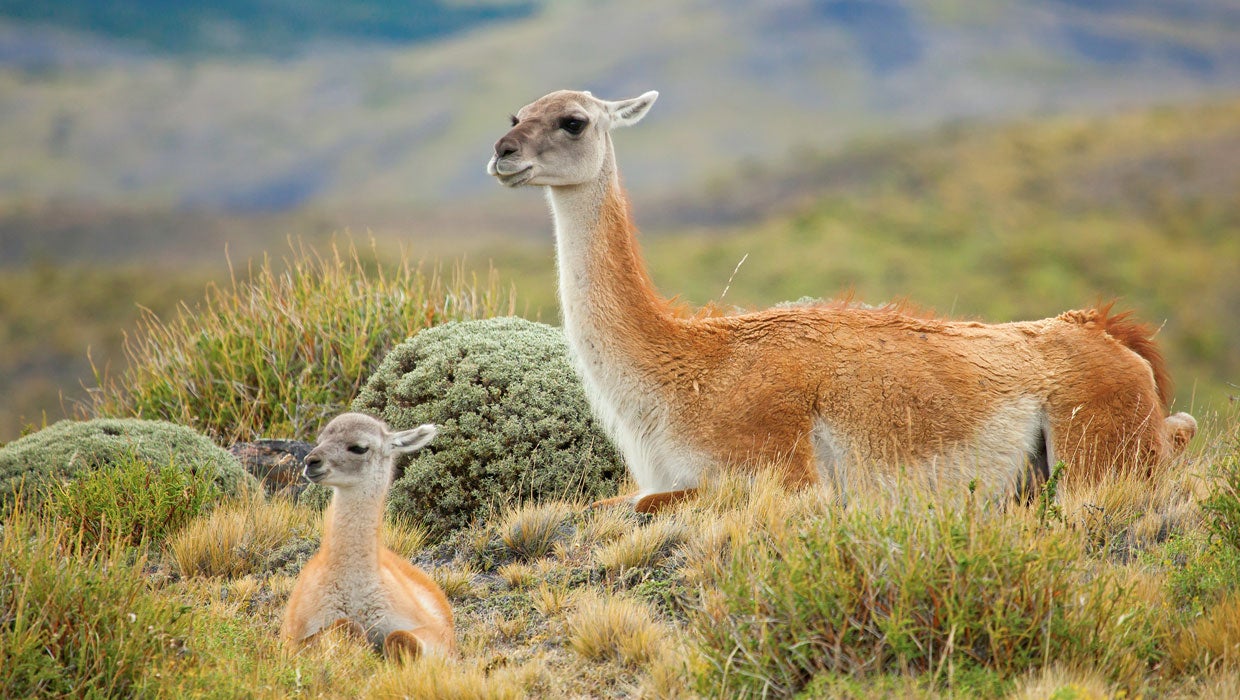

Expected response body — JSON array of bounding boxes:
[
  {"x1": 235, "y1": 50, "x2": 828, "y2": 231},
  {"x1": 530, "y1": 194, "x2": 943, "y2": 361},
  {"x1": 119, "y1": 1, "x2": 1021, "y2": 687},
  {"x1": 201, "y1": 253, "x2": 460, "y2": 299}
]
[{"x1": 1, "y1": 0, "x2": 1238, "y2": 229}]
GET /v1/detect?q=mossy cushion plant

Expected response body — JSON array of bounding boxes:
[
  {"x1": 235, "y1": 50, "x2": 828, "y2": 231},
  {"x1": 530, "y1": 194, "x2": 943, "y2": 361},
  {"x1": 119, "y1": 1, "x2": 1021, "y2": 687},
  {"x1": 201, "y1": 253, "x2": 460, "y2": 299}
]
[
  {"x1": 351, "y1": 317, "x2": 625, "y2": 537},
  {"x1": 0, "y1": 418, "x2": 253, "y2": 503}
]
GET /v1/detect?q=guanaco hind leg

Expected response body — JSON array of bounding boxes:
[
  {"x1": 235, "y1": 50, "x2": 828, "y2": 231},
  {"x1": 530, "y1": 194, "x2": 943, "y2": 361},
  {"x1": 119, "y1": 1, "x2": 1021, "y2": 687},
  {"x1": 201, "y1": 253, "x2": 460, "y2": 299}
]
[
  {"x1": 634, "y1": 489, "x2": 697, "y2": 514},
  {"x1": 590, "y1": 489, "x2": 698, "y2": 513}
]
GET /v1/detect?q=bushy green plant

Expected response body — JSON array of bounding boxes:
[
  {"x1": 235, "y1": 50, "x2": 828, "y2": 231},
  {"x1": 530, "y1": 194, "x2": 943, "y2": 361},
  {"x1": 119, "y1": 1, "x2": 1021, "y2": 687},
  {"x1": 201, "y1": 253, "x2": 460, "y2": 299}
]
[
  {"x1": 692, "y1": 498, "x2": 1163, "y2": 698},
  {"x1": 1201, "y1": 441, "x2": 1240, "y2": 554},
  {"x1": 351, "y1": 317, "x2": 625, "y2": 537},
  {"x1": 86, "y1": 238, "x2": 515, "y2": 443},
  {"x1": 0, "y1": 505, "x2": 192, "y2": 698},
  {"x1": 45, "y1": 450, "x2": 221, "y2": 548},
  {"x1": 1162, "y1": 439, "x2": 1240, "y2": 613},
  {"x1": 0, "y1": 417, "x2": 252, "y2": 505}
]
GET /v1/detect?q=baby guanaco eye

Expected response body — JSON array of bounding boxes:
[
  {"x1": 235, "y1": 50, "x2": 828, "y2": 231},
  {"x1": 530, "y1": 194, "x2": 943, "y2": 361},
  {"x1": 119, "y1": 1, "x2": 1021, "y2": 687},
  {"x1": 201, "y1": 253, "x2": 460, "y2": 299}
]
[
  {"x1": 560, "y1": 117, "x2": 587, "y2": 135},
  {"x1": 509, "y1": 114, "x2": 519, "y2": 126},
  {"x1": 347, "y1": 444, "x2": 369, "y2": 455}
]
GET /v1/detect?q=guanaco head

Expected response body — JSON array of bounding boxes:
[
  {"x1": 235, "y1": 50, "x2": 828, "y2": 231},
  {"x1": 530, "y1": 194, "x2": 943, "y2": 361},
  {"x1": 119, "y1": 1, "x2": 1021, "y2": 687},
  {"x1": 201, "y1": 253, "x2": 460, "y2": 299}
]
[
  {"x1": 487, "y1": 89, "x2": 658, "y2": 188},
  {"x1": 303, "y1": 413, "x2": 437, "y2": 491}
]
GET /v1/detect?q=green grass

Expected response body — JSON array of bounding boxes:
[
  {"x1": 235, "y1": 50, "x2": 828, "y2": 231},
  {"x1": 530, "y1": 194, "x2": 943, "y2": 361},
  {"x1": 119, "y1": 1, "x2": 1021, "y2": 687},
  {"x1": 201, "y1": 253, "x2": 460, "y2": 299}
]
[
  {"x1": 692, "y1": 492, "x2": 1163, "y2": 697},
  {"x1": 0, "y1": 504, "x2": 194, "y2": 698},
  {"x1": 43, "y1": 449, "x2": 222, "y2": 549}
]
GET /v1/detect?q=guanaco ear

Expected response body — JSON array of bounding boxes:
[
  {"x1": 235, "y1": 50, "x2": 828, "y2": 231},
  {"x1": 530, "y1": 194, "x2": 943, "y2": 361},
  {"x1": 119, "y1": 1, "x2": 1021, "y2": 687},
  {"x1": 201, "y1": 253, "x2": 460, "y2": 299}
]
[
  {"x1": 606, "y1": 91, "x2": 658, "y2": 128},
  {"x1": 389, "y1": 424, "x2": 437, "y2": 454}
]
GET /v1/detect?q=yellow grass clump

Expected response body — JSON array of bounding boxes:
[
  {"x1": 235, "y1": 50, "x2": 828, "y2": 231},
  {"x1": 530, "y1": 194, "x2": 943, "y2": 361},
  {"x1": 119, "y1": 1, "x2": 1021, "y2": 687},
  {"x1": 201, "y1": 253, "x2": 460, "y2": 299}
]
[{"x1": 168, "y1": 494, "x2": 314, "y2": 579}]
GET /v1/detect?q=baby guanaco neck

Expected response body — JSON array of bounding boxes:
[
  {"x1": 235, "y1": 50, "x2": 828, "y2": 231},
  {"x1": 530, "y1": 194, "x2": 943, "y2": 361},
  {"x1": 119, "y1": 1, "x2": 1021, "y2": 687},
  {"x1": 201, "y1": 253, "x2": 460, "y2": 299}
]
[{"x1": 321, "y1": 486, "x2": 386, "y2": 572}]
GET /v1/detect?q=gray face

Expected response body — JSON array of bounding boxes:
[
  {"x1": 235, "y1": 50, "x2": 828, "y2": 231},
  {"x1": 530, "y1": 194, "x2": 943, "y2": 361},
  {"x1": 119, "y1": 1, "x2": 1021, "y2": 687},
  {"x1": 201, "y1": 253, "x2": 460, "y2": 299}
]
[
  {"x1": 486, "y1": 89, "x2": 659, "y2": 188},
  {"x1": 302, "y1": 413, "x2": 437, "y2": 490}
]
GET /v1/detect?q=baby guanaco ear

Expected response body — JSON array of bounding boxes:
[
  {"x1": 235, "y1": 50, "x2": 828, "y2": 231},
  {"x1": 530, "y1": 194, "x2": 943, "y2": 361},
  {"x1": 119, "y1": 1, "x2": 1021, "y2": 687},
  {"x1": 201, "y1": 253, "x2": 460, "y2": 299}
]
[
  {"x1": 606, "y1": 91, "x2": 658, "y2": 128},
  {"x1": 389, "y1": 424, "x2": 438, "y2": 454}
]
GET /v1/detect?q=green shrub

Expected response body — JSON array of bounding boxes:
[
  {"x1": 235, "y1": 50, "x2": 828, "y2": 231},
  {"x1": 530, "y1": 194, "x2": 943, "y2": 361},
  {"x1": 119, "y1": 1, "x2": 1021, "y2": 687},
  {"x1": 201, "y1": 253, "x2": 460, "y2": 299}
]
[
  {"x1": 692, "y1": 498, "x2": 1163, "y2": 698},
  {"x1": 1162, "y1": 440, "x2": 1240, "y2": 613},
  {"x1": 351, "y1": 317, "x2": 624, "y2": 537},
  {"x1": 0, "y1": 505, "x2": 192, "y2": 698},
  {"x1": 87, "y1": 238, "x2": 514, "y2": 443},
  {"x1": 45, "y1": 450, "x2": 221, "y2": 549},
  {"x1": 1201, "y1": 441, "x2": 1240, "y2": 555},
  {"x1": 0, "y1": 418, "x2": 251, "y2": 506}
]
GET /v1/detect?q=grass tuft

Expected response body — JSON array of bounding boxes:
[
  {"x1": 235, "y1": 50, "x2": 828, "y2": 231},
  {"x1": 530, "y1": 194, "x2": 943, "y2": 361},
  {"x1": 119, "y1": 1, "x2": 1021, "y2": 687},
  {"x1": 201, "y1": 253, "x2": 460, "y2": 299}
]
[
  {"x1": 383, "y1": 514, "x2": 430, "y2": 559},
  {"x1": 432, "y1": 565, "x2": 477, "y2": 601},
  {"x1": 368, "y1": 653, "x2": 531, "y2": 700},
  {"x1": 168, "y1": 494, "x2": 314, "y2": 579},
  {"x1": 595, "y1": 517, "x2": 687, "y2": 573},
  {"x1": 568, "y1": 591, "x2": 667, "y2": 666},
  {"x1": 87, "y1": 238, "x2": 514, "y2": 443},
  {"x1": 499, "y1": 501, "x2": 573, "y2": 561}
]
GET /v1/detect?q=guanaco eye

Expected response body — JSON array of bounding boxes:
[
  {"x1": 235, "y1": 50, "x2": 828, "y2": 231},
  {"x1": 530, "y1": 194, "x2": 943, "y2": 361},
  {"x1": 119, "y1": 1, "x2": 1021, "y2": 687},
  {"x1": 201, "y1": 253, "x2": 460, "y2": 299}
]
[
  {"x1": 560, "y1": 117, "x2": 587, "y2": 135},
  {"x1": 509, "y1": 114, "x2": 519, "y2": 126},
  {"x1": 347, "y1": 445, "x2": 369, "y2": 455}
]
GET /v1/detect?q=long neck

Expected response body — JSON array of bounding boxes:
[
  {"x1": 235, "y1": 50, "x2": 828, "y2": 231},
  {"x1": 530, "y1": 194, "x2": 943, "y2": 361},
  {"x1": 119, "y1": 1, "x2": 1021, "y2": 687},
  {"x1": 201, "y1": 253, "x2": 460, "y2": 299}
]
[
  {"x1": 321, "y1": 485, "x2": 384, "y2": 571},
  {"x1": 546, "y1": 144, "x2": 676, "y2": 361}
]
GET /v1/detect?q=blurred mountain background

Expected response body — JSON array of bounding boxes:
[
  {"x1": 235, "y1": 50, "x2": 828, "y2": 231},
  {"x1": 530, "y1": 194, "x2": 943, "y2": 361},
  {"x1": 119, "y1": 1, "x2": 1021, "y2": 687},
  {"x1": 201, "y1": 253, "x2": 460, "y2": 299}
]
[{"x1": 1, "y1": 0, "x2": 1238, "y2": 440}]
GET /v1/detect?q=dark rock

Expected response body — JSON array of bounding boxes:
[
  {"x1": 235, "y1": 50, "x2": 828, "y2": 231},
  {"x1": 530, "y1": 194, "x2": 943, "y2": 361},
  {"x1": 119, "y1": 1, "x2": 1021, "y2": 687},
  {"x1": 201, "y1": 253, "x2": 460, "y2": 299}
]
[{"x1": 229, "y1": 439, "x2": 314, "y2": 498}]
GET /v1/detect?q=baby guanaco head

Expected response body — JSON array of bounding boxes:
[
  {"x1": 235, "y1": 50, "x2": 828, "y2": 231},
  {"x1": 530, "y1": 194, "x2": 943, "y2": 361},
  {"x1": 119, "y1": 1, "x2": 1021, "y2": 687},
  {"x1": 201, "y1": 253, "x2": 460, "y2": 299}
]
[{"x1": 302, "y1": 412, "x2": 437, "y2": 491}]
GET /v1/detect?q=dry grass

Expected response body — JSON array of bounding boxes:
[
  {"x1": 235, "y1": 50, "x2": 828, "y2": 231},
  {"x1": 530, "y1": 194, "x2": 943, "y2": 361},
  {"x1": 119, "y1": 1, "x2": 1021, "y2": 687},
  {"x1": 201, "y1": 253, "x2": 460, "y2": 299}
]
[
  {"x1": 382, "y1": 514, "x2": 429, "y2": 559},
  {"x1": 574, "y1": 505, "x2": 636, "y2": 547},
  {"x1": 368, "y1": 653, "x2": 537, "y2": 700},
  {"x1": 431, "y1": 565, "x2": 477, "y2": 601},
  {"x1": 1005, "y1": 665, "x2": 1116, "y2": 700},
  {"x1": 567, "y1": 591, "x2": 668, "y2": 666},
  {"x1": 168, "y1": 493, "x2": 314, "y2": 578},
  {"x1": 499, "y1": 501, "x2": 573, "y2": 560},
  {"x1": 496, "y1": 562, "x2": 535, "y2": 589},
  {"x1": 530, "y1": 581, "x2": 572, "y2": 618},
  {"x1": 1171, "y1": 592, "x2": 1240, "y2": 672},
  {"x1": 595, "y1": 517, "x2": 687, "y2": 573}
]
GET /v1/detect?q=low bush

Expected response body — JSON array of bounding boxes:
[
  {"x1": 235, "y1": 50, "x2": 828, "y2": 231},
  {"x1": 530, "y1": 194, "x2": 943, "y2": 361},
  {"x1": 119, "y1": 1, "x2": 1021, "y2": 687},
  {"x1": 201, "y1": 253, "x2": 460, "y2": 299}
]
[
  {"x1": 351, "y1": 317, "x2": 625, "y2": 537},
  {"x1": 45, "y1": 450, "x2": 221, "y2": 548},
  {"x1": 0, "y1": 417, "x2": 251, "y2": 506}
]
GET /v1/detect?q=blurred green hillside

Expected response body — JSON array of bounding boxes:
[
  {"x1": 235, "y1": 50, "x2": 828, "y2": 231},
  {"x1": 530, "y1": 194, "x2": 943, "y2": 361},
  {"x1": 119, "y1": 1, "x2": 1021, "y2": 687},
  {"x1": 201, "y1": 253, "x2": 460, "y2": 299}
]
[
  {"x1": 2, "y1": 0, "x2": 1237, "y2": 222},
  {"x1": 2, "y1": 96, "x2": 1237, "y2": 440}
]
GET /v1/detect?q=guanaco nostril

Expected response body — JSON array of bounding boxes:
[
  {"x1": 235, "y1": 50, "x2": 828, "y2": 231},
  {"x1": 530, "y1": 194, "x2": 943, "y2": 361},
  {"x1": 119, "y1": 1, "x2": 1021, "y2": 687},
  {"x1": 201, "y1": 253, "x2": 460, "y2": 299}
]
[
  {"x1": 495, "y1": 137, "x2": 519, "y2": 159},
  {"x1": 304, "y1": 455, "x2": 322, "y2": 471}
]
